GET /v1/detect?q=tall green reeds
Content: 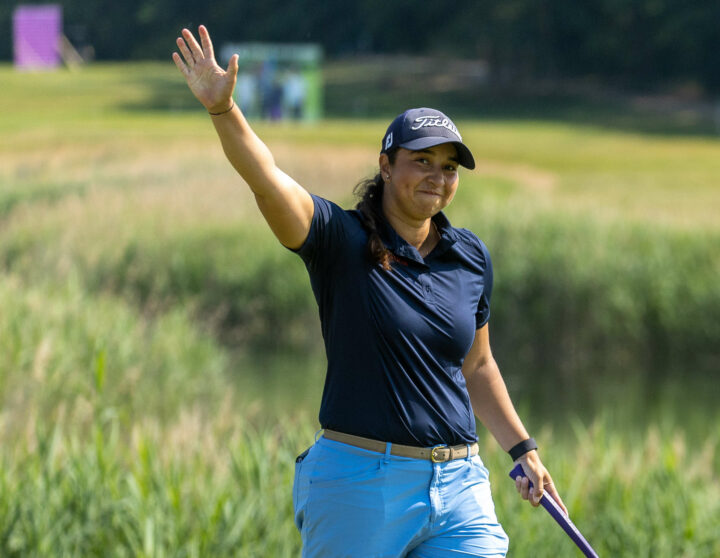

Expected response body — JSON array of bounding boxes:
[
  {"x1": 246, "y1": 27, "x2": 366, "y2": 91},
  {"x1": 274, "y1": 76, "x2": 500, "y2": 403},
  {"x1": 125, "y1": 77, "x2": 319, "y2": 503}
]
[{"x1": 0, "y1": 407, "x2": 716, "y2": 557}]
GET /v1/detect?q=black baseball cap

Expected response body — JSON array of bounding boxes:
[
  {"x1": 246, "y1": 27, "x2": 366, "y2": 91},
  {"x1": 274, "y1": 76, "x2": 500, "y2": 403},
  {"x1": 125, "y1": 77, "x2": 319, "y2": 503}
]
[{"x1": 380, "y1": 108, "x2": 475, "y2": 169}]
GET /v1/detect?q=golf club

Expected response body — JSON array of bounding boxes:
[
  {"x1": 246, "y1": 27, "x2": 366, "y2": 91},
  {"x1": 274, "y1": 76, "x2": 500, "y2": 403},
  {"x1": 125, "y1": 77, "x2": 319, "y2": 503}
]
[{"x1": 509, "y1": 464, "x2": 600, "y2": 558}]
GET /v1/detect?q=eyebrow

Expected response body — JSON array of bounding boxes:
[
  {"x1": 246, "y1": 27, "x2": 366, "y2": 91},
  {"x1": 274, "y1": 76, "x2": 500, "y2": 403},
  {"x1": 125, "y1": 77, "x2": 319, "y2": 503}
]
[{"x1": 416, "y1": 149, "x2": 459, "y2": 163}]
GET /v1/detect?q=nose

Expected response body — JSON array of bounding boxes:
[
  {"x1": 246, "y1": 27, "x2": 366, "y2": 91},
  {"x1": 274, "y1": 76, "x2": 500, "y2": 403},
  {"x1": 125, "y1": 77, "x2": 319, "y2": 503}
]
[{"x1": 427, "y1": 164, "x2": 444, "y2": 187}]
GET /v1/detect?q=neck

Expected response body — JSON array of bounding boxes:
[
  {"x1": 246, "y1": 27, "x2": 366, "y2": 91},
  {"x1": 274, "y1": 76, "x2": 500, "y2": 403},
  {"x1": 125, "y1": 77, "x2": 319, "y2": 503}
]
[{"x1": 382, "y1": 204, "x2": 438, "y2": 257}]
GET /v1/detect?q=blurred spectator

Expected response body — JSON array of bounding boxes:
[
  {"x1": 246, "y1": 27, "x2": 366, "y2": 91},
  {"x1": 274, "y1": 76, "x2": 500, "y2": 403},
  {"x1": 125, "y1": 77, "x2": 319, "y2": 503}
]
[
  {"x1": 283, "y1": 66, "x2": 307, "y2": 120},
  {"x1": 235, "y1": 67, "x2": 259, "y2": 116}
]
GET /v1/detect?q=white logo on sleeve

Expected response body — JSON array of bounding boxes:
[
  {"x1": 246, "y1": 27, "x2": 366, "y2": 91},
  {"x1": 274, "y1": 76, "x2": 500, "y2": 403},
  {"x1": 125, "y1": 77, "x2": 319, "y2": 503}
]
[
  {"x1": 411, "y1": 115, "x2": 462, "y2": 140},
  {"x1": 385, "y1": 132, "x2": 393, "y2": 150}
]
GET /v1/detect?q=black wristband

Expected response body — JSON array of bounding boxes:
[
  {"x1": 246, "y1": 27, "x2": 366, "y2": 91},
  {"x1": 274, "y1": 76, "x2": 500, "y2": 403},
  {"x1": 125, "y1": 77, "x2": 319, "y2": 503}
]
[{"x1": 508, "y1": 437, "x2": 538, "y2": 461}]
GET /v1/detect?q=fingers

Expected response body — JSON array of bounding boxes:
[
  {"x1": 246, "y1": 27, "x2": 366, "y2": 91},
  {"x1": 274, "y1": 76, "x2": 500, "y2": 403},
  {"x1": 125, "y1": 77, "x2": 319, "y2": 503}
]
[
  {"x1": 176, "y1": 35, "x2": 195, "y2": 67},
  {"x1": 519, "y1": 461, "x2": 544, "y2": 505},
  {"x1": 515, "y1": 475, "x2": 541, "y2": 507},
  {"x1": 514, "y1": 473, "x2": 544, "y2": 507},
  {"x1": 199, "y1": 25, "x2": 215, "y2": 61},
  {"x1": 515, "y1": 475, "x2": 569, "y2": 517},
  {"x1": 544, "y1": 481, "x2": 569, "y2": 515},
  {"x1": 171, "y1": 52, "x2": 189, "y2": 77},
  {"x1": 182, "y1": 29, "x2": 205, "y2": 62},
  {"x1": 182, "y1": 28, "x2": 205, "y2": 62},
  {"x1": 175, "y1": 26, "x2": 215, "y2": 72},
  {"x1": 514, "y1": 454, "x2": 568, "y2": 514}
]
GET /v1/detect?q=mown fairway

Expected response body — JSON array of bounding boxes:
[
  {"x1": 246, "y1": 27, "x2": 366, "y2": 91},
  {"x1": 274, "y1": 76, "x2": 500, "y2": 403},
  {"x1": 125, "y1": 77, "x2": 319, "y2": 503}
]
[{"x1": 0, "y1": 63, "x2": 718, "y2": 556}]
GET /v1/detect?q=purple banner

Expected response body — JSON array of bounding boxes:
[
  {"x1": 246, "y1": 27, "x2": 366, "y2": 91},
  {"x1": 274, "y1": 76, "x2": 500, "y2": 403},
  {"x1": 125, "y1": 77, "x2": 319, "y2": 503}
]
[{"x1": 13, "y1": 5, "x2": 63, "y2": 69}]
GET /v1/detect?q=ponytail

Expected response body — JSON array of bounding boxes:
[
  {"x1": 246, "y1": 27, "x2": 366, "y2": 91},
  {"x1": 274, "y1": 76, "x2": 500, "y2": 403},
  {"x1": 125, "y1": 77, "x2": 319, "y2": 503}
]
[{"x1": 353, "y1": 149, "x2": 397, "y2": 270}]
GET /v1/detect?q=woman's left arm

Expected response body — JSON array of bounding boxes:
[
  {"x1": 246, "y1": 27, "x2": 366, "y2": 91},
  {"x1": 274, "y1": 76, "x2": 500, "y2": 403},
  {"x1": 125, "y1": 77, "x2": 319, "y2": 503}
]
[{"x1": 462, "y1": 324, "x2": 568, "y2": 514}]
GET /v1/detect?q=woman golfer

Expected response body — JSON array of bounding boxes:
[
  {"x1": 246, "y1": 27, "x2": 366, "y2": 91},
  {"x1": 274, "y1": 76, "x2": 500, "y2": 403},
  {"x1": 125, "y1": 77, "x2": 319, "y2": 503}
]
[{"x1": 174, "y1": 26, "x2": 566, "y2": 558}]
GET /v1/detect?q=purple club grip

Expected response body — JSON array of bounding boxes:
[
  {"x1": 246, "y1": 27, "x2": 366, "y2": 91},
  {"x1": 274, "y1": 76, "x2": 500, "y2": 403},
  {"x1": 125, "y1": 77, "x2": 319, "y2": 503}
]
[{"x1": 509, "y1": 464, "x2": 599, "y2": 558}]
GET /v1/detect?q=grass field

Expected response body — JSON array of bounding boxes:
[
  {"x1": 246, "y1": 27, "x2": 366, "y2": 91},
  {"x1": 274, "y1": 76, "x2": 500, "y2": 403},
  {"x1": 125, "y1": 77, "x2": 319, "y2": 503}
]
[{"x1": 1, "y1": 62, "x2": 719, "y2": 556}]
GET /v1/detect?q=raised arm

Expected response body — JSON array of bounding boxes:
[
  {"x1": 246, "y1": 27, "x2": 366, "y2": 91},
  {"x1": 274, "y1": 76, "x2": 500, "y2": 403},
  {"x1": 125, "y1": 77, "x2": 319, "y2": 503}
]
[
  {"x1": 462, "y1": 324, "x2": 568, "y2": 514},
  {"x1": 172, "y1": 25, "x2": 314, "y2": 249}
]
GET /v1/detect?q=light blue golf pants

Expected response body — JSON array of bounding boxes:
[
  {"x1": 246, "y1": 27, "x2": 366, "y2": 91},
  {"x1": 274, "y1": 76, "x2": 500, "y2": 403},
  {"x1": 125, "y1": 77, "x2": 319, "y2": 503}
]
[{"x1": 293, "y1": 435, "x2": 509, "y2": 557}]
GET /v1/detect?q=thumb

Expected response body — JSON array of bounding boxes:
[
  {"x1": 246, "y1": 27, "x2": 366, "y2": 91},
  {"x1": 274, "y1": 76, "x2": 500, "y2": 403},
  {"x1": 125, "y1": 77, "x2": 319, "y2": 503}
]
[
  {"x1": 227, "y1": 54, "x2": 239, "y2": 78},
  {"x1": 533, "y1": 482, "x2": 544, "y2": 503}
]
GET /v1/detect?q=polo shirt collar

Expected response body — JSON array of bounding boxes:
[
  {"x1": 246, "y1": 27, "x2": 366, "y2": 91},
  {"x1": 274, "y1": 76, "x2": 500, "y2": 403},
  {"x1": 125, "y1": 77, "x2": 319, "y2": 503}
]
[{"x1": 380, "y1": 211, "x2": 459, "y2": 265}]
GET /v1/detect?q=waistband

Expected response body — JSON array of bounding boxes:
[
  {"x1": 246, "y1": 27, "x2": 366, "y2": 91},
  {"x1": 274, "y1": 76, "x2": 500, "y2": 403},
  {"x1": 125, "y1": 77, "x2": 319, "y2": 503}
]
[{"x1": 323, "y1": 429, "x2": 478, "y2": 463}]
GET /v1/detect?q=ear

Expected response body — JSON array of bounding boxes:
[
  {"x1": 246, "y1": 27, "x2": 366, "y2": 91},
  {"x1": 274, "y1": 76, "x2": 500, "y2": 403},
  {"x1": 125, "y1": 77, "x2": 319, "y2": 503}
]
[{"x1": 379, "y1": 153, "x2": 391, "y2": 181}]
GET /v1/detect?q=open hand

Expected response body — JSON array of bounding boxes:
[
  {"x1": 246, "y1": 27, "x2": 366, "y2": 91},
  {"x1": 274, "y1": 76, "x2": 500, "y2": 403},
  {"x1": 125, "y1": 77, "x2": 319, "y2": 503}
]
[{"x1": 172, "y1": 25, "x2": 238, "y2": 114}]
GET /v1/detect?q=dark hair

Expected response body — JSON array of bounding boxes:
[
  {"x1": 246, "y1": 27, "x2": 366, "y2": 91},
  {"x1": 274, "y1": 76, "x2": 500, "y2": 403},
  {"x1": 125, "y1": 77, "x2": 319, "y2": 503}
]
[{"x1": 353, "y1": 148, "x2": 398, "y2": 270}]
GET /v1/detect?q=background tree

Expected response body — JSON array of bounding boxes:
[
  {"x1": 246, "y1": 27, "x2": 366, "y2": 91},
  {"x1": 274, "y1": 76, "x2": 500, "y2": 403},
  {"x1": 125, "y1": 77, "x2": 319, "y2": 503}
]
[{"x1": 1, "y1": 0, "x2": 718, "y2": 94}]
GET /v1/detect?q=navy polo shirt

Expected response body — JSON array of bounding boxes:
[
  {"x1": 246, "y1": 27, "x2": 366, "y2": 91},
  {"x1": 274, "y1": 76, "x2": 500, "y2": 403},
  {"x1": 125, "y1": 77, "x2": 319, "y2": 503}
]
[{"x1": 293, "y1": 195, "x2": 493, "y2": 447}]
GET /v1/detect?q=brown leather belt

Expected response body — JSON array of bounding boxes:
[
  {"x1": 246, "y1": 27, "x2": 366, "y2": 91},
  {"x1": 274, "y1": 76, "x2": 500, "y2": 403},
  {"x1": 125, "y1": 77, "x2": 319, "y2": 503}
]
[{"x1": 324, "y1": 429, "x2": 478, "y2": 463}]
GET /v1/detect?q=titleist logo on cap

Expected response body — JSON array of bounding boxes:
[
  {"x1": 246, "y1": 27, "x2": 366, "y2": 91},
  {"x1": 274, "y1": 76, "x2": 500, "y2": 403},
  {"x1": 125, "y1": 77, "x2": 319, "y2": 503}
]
[{"x1": 410, "y1": 115, "x2": 461, "y2": 140}]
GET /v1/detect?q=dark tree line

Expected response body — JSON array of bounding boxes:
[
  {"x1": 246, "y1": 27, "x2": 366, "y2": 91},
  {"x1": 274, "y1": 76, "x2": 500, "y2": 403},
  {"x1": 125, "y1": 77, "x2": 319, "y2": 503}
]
[{"x1": 2, "y1": 0, "x2": 719, "y2": 94}]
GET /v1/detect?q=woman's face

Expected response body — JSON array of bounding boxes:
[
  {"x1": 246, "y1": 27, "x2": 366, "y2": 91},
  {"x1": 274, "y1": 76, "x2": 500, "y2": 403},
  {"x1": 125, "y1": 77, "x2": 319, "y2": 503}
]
[{"x1": 381, "y1": 143, "x2": 460, "y2": 223}]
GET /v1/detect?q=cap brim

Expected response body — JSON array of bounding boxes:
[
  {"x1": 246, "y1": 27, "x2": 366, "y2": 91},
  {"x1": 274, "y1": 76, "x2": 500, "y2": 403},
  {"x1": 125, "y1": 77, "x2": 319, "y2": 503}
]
[{"x1": 398, "y1": 137, "x2": 476, "y2": 170}]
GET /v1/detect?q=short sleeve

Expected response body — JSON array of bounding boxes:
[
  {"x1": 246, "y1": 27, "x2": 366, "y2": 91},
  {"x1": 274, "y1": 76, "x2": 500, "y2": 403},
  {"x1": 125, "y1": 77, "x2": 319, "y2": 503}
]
[
  {"x1": 475, "y1": 241, "x2": 493, "y2": 329},
  {"x1": 289, "y1": 194, "x2": 348, "y2": 271}
]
